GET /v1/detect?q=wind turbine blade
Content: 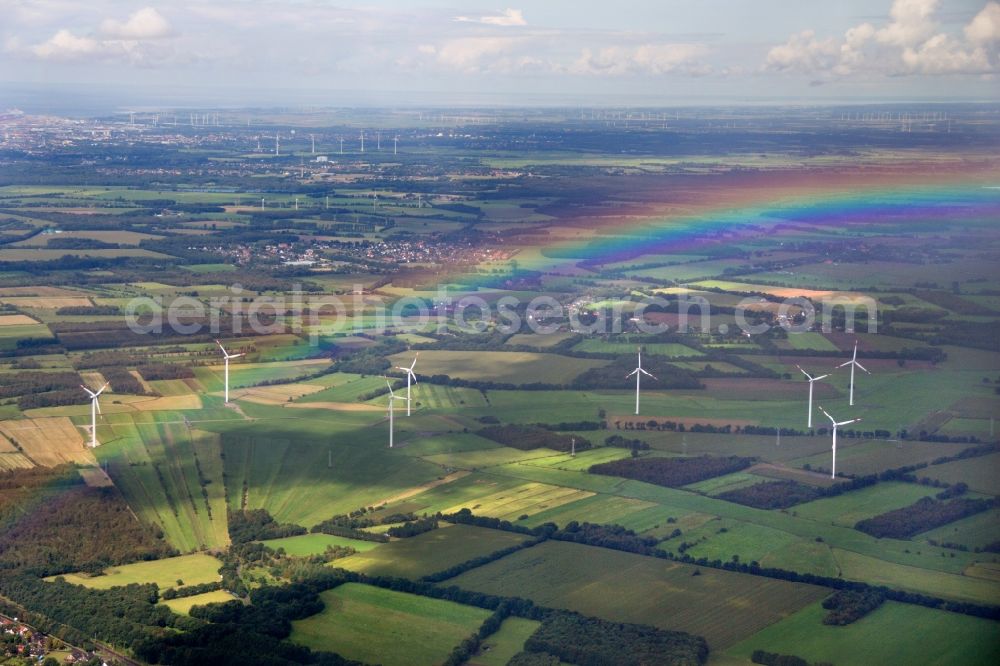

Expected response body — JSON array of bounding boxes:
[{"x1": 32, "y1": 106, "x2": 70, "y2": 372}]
[
  {"x1": 215, "y1": 339, "x2": 227, "y2": 354},
  {"x1": 394, "y1": 366, "x2": 407, "y2": 372},
  {"x1": 814, "y1": 374, "x2": 829, "y2": 381},
  {"x1": 409, "y1": 372, "x2": 418, "y2": 385},
  {"x1": 855, "y1": 361, "x2": 869, "y2": 373},
  {"x1": 95, "y1": 399, "x2": 102, "y2": 415},
  {"x1": 626, "y1": 369, "x2": 639, "y2": 378},
  {"x1": 797, "y1": 365, "x2": 812, "y2": 379},
  {"x1": 80, "y1": 385, "x2": 96, "y2": 398},
  {"x1": 640, "y1": 368, "x2": 655, "y2": 378},
  {"x1": 838, "y1": 360, "x2": 852, "y2": 368},
  {"x1": 409, "y1": 356, "x2": 418, "y2": 371},
  {"x1": 818, "y1": 406, "x2": 835, "y2": 423}
]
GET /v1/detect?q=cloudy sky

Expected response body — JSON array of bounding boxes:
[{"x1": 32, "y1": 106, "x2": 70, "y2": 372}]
[{"x1": 2, "y1": 0, "x2": 998, "y2": 105}]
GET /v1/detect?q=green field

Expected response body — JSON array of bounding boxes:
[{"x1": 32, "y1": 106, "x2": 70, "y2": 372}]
[
  {"x1": 469, "y1": 617, "x2": 541, "y2": 666},
  {"x1": 792, "y1": 482, "x2": 940, "y2": 527},
  {"x1": 290, "y1": 583, "x2": 490, "y2": 666},
  {"x1": 161, "y1": 589, "x2": 236, "y2": 615},
  {"x1": 53, "y1": 553, "x2": 221, "y2": 590},
  {"x1": 387, "y1": 350, "x2": 607, "y2": 385},
  {"x1": 259, "y1": 533, "x2": 382, "y2": 556},
  {"x1": 333, "y1": 523, "x2": 530, "y2": 579},
  {"x1": 449, "y1": 540, "x2": 827, "y2": 649},
  {"x1": 727, "y1": 601, "x2": 1000, "y2": 666},
  {"x1": 920, "y1": 453, "x2": 1000, "y2": 496},
  {"x1": 571, "y1": 339, "x2": 702, "y2": 357}
]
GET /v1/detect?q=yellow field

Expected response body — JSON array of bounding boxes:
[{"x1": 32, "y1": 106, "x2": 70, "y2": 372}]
[
  {"x1": 442, "y1": 481, "x2": 595, "y2": 521},
  {"x1": 0, "y1": 296, "x2": 92, "y2": 309},
  {"x1": 0, "y1": 452, "x2": 34, "y2": 470},
  {"x1": 53, "y1": 553, "x2": 222, "y2": 590},
  {"x1": 13, "y1": 230, "x2": 163, "y2": 247},
  {"x1": 0, "y1": 314, "x2": 38, "y2": 326},
  {"x1": 285, "y1": 401, "x2": 383, "y2": 412},
  {"x1": 0, "y1": 286, "x2": 91, "y2": 297},
  {"x1": 80, "y1": 371, "x2": 108, "y2": 388},
  {"x1": 228, "y1": 383, "x2": 327, "y2": 405},
  {"x1": 0, "y1": 417, "x2": 95, "y2": 466},
  {"x1": 162, "y1": 590, "x2": 236, "y2": 615}
]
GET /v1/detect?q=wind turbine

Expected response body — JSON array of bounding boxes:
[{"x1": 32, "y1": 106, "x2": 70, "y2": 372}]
[
  {"x1": 80, "y1": 382, "x2": 109, "y2": 448},
  {"x1": 215, "y1": 340, "x2": 244, "y2": 403},
  {"x1": 797, "y1": 365, "x2": 829, "y2": 428},
  {"x1": 384, "y1": 378, "x2": 407, "y2": 448},
  {"x1": 359, "y1": 130, "x2": 365, "y2": 153},
  {"x1": 394, "y1": 354, "x2": 419, "y2": 416},
  {"x1": 838, "y1": 340, "x2": 869, "y2": 406},
  {"x1": 818, "y1": 406, "x2": 860, "y2": 479},
  {"x1": 627, "y1": 347, "x2": 656, "y2": 415}
]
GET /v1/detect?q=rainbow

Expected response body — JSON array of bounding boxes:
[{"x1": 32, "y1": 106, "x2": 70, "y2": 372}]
[{"x1": 444, "y1": 169, "x2": 1000, "y2": 284}]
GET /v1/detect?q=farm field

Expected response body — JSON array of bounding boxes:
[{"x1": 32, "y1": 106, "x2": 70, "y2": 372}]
[
  {"x1": 259, "y1": 533, "x2": 382, "y2": 556},
  {"x1": 290, "y1": 583, "x2": 491, "y2": 666},
  {"x1": 333, "y1": 523, "x2": 530, "y2": 579},
  {"x1": 161, "y1": 590, "x2": 236, "y2": 615},
  {"x1": 571, "y1": 339, "x2": 702, "y2": 357},
  {"x1": 919, "y1": 453, "x2": 1000, "y2": 496},
  {"x1": 791, "y1": 482, "x2": 939, "y2": 527},
  {"x1": 449, "y1": 539, "x2": 828, "y2": 649},
  {"x1": 726, "y1": 601, "x2": 1000, "y2": 666},
  {"x1": 53, "y1": 553, "x2": 221, "y2": 591},
  {"x1": 0, "y1": 417, "x2": 94, "y2": 467},
  {"x1": 386, "y1": 350, "x2": 607, "y2": 385},
  {"x1": 468, "y1": 617, "x2": 540, "y2": 666}
]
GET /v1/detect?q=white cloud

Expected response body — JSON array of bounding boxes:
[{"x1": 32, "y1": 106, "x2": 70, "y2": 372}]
[
  {"x1": 433, "y1": 36, "x2": 522, "y2": 72},
  {"x1": 765, "y1": 30, "x2": 839, "y2": 73},
  {"x1": 99, "y1": 7, "x2": 172, "y2": 40},
  {"x1": 22, "y1": 6, "x2": 175, "y2": 64},
  {"x1": 764, "y1": 0, "x2": 1000, "y2": 78},
  {"x1": 31, "y1": 29, "x2": 100, "y2": 60},
  {"x1": 570, "y1": 43, "x2": 710, "y2": 76},
  {"x1": 454, "y1": 8, "x2": 526, "y2": 27},
  {"x1": 966, "y1": 2, "x2": 1000, "y2": 44},
  {"x1": 876, "y1": 0, "x2": 937, "y2": 47}
]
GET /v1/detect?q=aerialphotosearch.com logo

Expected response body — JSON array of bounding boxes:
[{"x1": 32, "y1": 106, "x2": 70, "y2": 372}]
[{"x1": 124, "y1": 283, "x2": 878, "y2": 343}]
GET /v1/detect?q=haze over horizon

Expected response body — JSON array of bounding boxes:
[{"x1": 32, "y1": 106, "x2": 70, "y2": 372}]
[{"x1": 2, "y1": 0, "x2": 1000, "y2": 111}]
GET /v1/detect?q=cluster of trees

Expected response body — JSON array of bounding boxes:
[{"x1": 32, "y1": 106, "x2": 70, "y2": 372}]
[
  {"x1": 604, "y1": 435, "x2": 650, "y2": 452},
  {"x1": 477, "y1": 424, "x2": 592, "y2": 453},
  {"x1": 855, "y1": 497, "x2": 995, "y2": 539},
  {"x1": 0, "y1": 467, "x2": 175, "y2": 577},
  {"x1": 160, "y1": 581, "x2": 224, "y2": 601},
  {"x1": 386, "y1": 517, "x2": 437, "y2": 538},
  {"x1": 308, "y1": 510, "x2": 395, "y2": 543},
  {"x1": 0, "y1": 370, "x2": 83, "y2": 400},
  {"x1": 751, "y1": 650, "x2": 830, "y2": 666},
  {"x1": 101, "y1": 366, "x2": 147, "y2": 395},
  {"x1": 821, "y1": 589, "x2": 885, "y2": 625},
  {"x1": 55, "y1": 305, "x2": 121, "y2": 315},
  {"x1": 441, "y1": 601, "x2": 518, "y2": 666},
  {"x1": 717, "y1": 480, "x2": 823, "y2": 510},
  {"x1": 572, "y1": 357, "x2": 704, "y2": 391},
  {"x1": 589, "y1": 455, "x2": 755, "y2": 488},
  {"x1": 523, "y1": 613, "x2": 709, "y2": 666},
  {"x1": 139, "y1": 364, "x2": 196, "y2": 381},
  {"x1": 0, "y1": 574, "x2": 181, "y2": 652},
  {"x1": 227, "y1": 509, "x2": 307, "y2": 544}
]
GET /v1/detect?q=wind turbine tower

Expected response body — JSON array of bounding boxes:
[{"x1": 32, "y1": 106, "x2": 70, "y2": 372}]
[
  {"x1": 627, "y1": 347, "x2": 656, "y2": 415},
  {"x1": 310, "y1": 134, "x2": 316, "y2": 154},
  {"x1": 384, "y1": 378, "x2": 407, "y2": 448},
  {"x1": 394, "y1": 354, "x2": 419, "y2": 416},
  {"x1": 797, "y1": 365, "x2": 829, "y2": 428},
  {"x1": 215, "y1": 340, "x2": 245, "y2": 403},
  {"x1": 393, "y1": 136, "x2": 398, "y2": 155},
  {"x1": 819, "y1": 407, "x2": 860, "y2": 479},
  {"x1": 838, "y1": 341, "x2": 869, "y2": 406},
  {"x1": 360, "y1": 130, "x2": 365, "y2": 153},
  {"x1": 80, "y1": 382, "x2": 110, "y2": 448}
]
